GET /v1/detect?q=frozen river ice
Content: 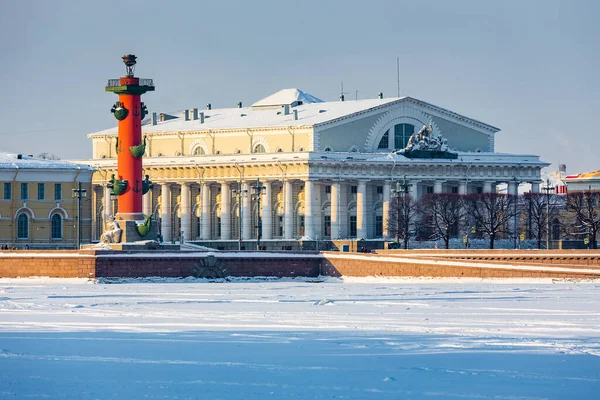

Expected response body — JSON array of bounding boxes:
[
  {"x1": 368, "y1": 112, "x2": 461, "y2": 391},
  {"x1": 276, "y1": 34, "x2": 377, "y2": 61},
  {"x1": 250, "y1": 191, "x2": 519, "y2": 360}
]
[{"x1": 0, "y1": 276, "x2": 599, "y2": 399}]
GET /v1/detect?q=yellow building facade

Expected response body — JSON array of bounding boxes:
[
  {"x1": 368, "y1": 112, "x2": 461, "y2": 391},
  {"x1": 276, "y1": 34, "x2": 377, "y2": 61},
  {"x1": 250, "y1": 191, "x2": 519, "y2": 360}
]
[{"x1": 0, "y1": 153, "x2": 93, "y2": 249}]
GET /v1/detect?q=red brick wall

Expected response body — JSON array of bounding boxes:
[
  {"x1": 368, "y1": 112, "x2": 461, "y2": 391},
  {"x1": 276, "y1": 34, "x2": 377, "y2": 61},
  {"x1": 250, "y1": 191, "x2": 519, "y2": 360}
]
[
  {"x1": 320, "y1": 253, "x2": 600, "y2": 279},
  {"x1": 0, "y1": 251, "x2": 95, "y2": 278}
]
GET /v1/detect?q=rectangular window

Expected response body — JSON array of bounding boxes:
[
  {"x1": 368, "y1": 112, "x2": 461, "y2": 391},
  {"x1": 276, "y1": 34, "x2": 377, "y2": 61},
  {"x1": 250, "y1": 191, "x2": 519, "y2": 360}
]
[
  {"x1": 350, "y1": 216, "x2": 357, "y2": 237},
  {"x1": 21, "y1": 183, "x2": 28, "y2": 200},
  {"x1": 325, "y1": 185, "x2": 331, "y2": 194},
  {"x1": 376, "y1": 186, "x2": 383, "y2": 194},
  {"x1": 38, "y1": 183, "x2": 45, "y2": 200},
  {"x1": 426, "y1": 186, "x2": 434, "y2": 194},
  {"x1": 351, "y1": 186, "x2": 357, "y2": 194},
  {"x1": 3, "y1": 183, "x2": 10, "y2": 200},
  {"x1": 279, "y1": 216, "x2": 284, "y2": 236},
  {"x1": 476, "y1": 187, "x2": 483, "y2": 194},
  {"x1": 375, "y1": 215, "x2": 383, "y2": 237},
  {"x1": 394, "y1": 124, "x2": 415, "y2": 149},
  {"x1": 54, "y1": 183, "x2": 62, "y2": 200},
  {"x1": 324, "y1": 216, "x2": 331, "y2": 237},
  {"x1": 451, "y1": 186, "x2": 458, "y2": 194}
]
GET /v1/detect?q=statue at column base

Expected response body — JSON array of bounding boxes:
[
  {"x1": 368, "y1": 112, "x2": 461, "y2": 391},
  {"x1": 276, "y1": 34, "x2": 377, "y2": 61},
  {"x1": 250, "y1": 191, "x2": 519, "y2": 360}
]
[{"x1": 100, "y1": 217, "x2": 123, "y2": 244}]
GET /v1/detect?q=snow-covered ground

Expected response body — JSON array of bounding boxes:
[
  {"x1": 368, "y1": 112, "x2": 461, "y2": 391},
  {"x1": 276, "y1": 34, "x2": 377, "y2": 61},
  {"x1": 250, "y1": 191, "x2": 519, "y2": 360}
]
[{"x1": 0, "y1": 277, "x2": 599, "y2": 399}]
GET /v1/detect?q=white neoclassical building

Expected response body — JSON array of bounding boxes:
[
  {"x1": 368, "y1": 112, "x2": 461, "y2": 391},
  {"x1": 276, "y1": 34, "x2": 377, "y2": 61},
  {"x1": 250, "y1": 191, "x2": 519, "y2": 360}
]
[{"x1": 80, "y1": 88, "x2": 548, "y2": 248}]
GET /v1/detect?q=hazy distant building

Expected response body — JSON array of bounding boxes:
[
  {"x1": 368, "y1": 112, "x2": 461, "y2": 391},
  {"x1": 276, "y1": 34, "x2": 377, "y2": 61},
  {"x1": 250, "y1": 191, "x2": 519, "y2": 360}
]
[
  {"x1": 563, "y1": 169, "x2": 600, "y2": 192},
  {"x1": 82, "y1": 88, "x2": 548, "y2": 248}
]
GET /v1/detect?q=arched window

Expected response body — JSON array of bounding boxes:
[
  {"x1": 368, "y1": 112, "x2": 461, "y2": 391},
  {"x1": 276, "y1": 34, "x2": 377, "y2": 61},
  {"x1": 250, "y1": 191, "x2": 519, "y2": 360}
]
[
  {"x1": 377, "y1": 130, "x2": 389, "y2": 149},
  {"x1": 324, "y1": 146, "x2": 333, "y2": 152},
  {"x1": 51, "y1": 214, "x2": 62, "y2": 239},
  {"x1": 253, "y1": 144, "x2": 266, "y2": 154},
  {"x1": 17, "y1": 213, "x2": 29, "y2": 239},
  {"x1": 193, "y1": 147, "x2": 205, "y2": 156},
  {"x1": 394, "y1": 123, "x2": 415, "y2": 149}
]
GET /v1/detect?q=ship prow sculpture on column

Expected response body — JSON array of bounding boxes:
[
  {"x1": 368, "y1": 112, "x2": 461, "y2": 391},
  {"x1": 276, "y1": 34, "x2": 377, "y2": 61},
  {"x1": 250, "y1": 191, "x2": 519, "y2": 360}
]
[{"x1": 94, "y1": 55, "x2": 178, "y2": 250}]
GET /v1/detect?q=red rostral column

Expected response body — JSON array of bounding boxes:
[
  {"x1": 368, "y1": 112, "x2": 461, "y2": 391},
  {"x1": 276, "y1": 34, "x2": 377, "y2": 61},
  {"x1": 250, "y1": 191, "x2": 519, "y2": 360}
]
[{"x1": 106, "y1": 54, "x2": 154, "y2": 221}]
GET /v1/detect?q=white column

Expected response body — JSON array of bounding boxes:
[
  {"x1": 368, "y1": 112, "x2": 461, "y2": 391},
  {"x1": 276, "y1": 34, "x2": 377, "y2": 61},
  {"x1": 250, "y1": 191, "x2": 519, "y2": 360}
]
[
  {"x1": 220, "y1": 182, "x2": 231, "y2": 240},
  {"x1": 357, "y1": 180, "x2": 367, "y2": 239},
  {"x1": 262, "y1": 181, "x2": 272, "y2": 240},
  {"x1": 180, "y1": 183, "x2": 191, "y2": 242},
  {"x1": 201, "y1": 183, "x2": 211, "y2": 240},
  {"x1": 434, "y1": 180, "x2": 443, "y2": 194},
  {"x1": 382, "y1": 181, "x2": 391, "y2": 238},
  {"x1": 161, "y1": 183, "x2": 171, "y2": 242},
  {"x1": 483, "y1": 181, "x2": 493, "y2": 193},
  {"x1": 330, "y1": 182, "x2": 340, "y2": 239},
  {"x1": 508, "y1": 181, "x2": 518, "y2": 196},
  {"x1": 242, "y1": 181, "x2": 251, "y2": 240},
  {"x1": 409, "y1": 181, "x2": 418, "y2": 201},
  {"x1": 142, "y1": 190, "x2": 152, "y2": 215},
  {"x1": 103, "y1": 186, "x2": 113, "y2": 220},
  {"x1": 304, "y1": 180, "x2": 315, "y2": 239},
  {"x1": 459, "y1": 181, "x2": 468, "y2": 195},
  {"x1": 531, "y1": 182, "x2": 540, "y2": 194},
  {"x1": 313, "y1": 181, "x2": 322, "y2": 238},
  {"x1": 284, "y1": 180, "x2": 294, "y2": 239}
]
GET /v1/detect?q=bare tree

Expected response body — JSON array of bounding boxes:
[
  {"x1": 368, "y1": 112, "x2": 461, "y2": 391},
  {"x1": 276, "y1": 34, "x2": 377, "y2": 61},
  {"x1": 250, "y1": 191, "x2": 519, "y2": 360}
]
[
  {"x1": 419, "y1": 193, "x2": 466, "y2": 249},
  {"x1": 387, "y1": 193, "x2": 418, "y2": 249},
  {"x1": 465, "y1": 193, "x2": 516, "y2": 249},
  {"x1": 565, "y1": 189, "x2": 600, "y2": 249},
  {"x1": 37, "y1": 152, "x2": 61, "y2": 160},
  {"x1": 523, "y1": 192, "x2": 557, "y2": 249}
]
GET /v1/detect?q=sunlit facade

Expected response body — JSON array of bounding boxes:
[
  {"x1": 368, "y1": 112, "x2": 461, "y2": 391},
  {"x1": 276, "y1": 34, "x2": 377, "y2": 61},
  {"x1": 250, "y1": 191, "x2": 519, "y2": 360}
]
[{"x1": 81, "y1": 89, "x2": 548, "y2": 247}]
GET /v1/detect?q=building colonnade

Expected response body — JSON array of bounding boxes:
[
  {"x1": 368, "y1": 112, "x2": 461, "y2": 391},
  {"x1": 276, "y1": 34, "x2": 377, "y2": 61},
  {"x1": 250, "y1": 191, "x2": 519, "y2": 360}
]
[{"x1": 94, "y1": 177, "x2": 540, "y2": 243}]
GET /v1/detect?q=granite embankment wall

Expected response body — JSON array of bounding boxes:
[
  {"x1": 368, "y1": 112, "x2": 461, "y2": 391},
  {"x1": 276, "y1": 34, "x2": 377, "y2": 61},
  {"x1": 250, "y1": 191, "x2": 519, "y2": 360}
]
[
  {"x1": 0, "y1": 251, "x2": 321, "y2": 278},
  {"x1": 1, "y1": 250, "x2": 600, "y2": 279}
]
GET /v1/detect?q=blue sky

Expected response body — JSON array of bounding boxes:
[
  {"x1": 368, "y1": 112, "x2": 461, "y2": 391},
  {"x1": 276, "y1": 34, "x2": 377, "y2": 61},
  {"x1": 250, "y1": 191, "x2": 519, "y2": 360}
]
[{"x1": 0, "y1": 0, "x2": 598, "y2": 174}]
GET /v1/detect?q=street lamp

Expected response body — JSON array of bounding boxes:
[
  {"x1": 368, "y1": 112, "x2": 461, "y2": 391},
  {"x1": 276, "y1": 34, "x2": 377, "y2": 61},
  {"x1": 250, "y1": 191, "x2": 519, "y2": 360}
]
[
  {"x1": 512, "y1": 177, "x2": 519, "y2": 250},
  {"x1": 541, "y1": 179, "x2": 553, "y2": 249},
  {"x1": 252, "y1": 178, "x2": 266, "y2": 251},
  {"x1": 232, "y1": 184, "x2": 247, "y2": 251},
  {"x1": 72, "y1": 182, "x2": 87, "y2": 250},
  {"x1": 233, "y1": 162, "x2": 246, "y2": 251},
  {"x1": 390, "y1": 175, "x2": 411, "y2": 248}
]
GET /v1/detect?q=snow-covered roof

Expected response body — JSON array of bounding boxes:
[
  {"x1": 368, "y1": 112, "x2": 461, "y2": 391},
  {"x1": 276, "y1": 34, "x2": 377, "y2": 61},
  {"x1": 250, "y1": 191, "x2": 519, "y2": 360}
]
[
  {"x1": 90, "y1": 97, "x2": 401, "y2": 136},
  {"x1": 251, "y1": 88, "x2": 323, "y2": 107},
  {"x1": 89, "y1": 89, "x2": 500, "y2": 137},
  {"x1": 77, "y1": 150, "x2": 547, "y2": 169},
  {"x1": 0, "y1": 153, "x2": 93, "y2": 170}
]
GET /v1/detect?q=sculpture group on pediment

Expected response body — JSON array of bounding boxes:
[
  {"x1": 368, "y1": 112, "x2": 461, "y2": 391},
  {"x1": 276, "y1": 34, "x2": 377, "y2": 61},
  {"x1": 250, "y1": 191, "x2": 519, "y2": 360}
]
[{"x1": 401, "y1": 123, "x2": 456, "y2": 159}]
